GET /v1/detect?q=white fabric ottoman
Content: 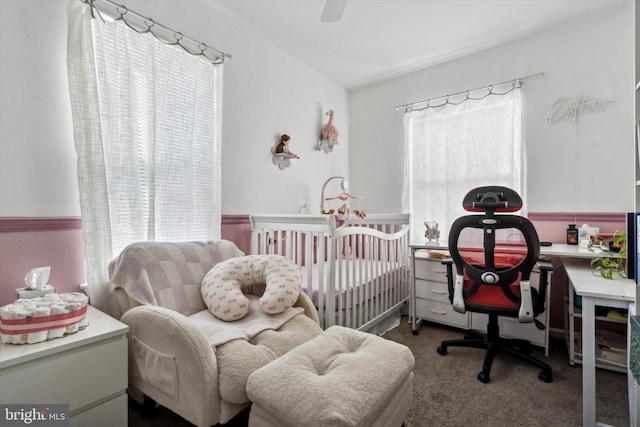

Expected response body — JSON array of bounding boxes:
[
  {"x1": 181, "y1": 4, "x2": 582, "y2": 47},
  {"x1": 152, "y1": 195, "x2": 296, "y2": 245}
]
[{"x1": 246, "y1": 325, "x2": 415, "y2": 427}]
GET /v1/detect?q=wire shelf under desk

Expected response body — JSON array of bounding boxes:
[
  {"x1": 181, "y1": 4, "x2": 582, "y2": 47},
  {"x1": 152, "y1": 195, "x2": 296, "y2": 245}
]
[{"x1": 567, "y1": 331, "x2": 628, "y2": 373}]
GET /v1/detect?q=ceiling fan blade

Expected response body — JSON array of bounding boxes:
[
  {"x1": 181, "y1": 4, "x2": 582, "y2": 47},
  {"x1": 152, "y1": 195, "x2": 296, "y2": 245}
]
[{"x1": 321, "y1": 0, "x2": 348, "y2": 23}]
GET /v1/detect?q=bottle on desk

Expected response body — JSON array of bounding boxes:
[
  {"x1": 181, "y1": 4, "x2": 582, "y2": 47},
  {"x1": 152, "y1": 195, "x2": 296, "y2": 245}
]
[{"x1": 567, "y1": 224, "x2": 578, "y2": 245}]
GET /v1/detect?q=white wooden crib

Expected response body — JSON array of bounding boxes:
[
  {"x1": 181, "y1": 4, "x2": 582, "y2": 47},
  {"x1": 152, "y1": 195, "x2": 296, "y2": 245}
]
[{"x1": 250, "y1": 214, "x2": 410, "y2": 333}]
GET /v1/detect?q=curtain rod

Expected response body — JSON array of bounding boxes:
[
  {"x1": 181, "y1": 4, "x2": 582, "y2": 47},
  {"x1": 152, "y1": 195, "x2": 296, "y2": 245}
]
[
  {"x1": 86, "y1": 0, "x2": 231, "y2": 64},
  {"x1": 395, "y1": 72, "x2": 544, "y2": 112}
]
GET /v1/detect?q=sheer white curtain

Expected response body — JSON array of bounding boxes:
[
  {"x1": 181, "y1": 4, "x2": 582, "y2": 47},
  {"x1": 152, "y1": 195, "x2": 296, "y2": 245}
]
[
  {"x1": 67, "y1": 2, "x2": 222, "y2": 309},
  {"x1": 402, "y1": 89, "x2": 524, "y2": 243}
]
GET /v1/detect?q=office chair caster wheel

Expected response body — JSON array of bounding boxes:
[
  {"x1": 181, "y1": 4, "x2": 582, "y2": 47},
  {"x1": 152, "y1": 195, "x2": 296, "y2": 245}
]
[
  {"x1": 477, "y1": 371, "x2": 490, "y2": 383},
  {"x1": 412, "y1": 330, "x2": 418, "y2": 336},
  {"x1": 437, "y1": 346, "x2": 447, "y2": 356},
  {"x1": 538, "y1": 371, "x2": 552, "y2": 383}
]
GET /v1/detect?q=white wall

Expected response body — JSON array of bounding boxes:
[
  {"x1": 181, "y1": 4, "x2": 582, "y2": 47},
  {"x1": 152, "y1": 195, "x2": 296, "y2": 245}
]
[
  {"x1": 1, "y1": 1, "x2": 634, "y2": 219},
  {"x1": 0, "y1": 0, "x2": 349, "y2": 217},
  {"x1": 0, "y1": 0, "x2": 79, "y2": 217},
  {"x1": 350, "y1": 4, "x2": 635, "y2": 214}
]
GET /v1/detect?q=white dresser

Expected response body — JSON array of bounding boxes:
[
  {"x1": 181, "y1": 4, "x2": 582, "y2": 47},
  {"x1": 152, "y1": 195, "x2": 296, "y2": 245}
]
[
  {"x1": 0, "y1": 305, "x2": 129, "y2": 426},
  {"x1": 412, "y1": 255, "x2": 469, "y2": 330},
  {"x1": 410, "y1": 247, "x2": 550, "y2": 355}
]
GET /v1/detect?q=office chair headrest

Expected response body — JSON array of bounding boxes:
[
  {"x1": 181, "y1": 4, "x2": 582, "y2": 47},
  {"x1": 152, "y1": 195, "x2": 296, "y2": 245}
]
[{"x1": 462, "y1": 186, "x2": 522, "y2": 213}]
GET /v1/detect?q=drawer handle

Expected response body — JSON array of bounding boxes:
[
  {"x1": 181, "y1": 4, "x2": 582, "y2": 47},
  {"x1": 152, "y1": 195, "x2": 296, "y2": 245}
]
[
  {"x1": 430, "y1": 309, "x2": 447, "y2": 314},
  {"x1": 431, "y1": 289, "x2": 448, "y2": 295}
]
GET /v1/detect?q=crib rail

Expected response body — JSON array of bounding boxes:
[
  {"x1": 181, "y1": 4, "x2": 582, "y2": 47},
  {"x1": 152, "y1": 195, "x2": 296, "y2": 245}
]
[{"x1": 250, "y1": 214, "x2": 410, "y2": 331}]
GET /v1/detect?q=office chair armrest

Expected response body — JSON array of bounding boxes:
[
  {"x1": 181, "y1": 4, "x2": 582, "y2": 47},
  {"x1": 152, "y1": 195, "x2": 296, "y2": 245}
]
[
  {"x1": 441, "y1": 257, "x2": 454, "y2": 304},
  {"x1": 535, "y1": 260, "x2": 554, "y2": 311},
  {"x1": 518, "y1": 279, "x2": 535, "y2": 322},
  {"x1": 536, "y1": 260, "x2": 554, "y2": 272},
  {"x1": 441, "y1": 257, "x2": 465, "y2": 312}
]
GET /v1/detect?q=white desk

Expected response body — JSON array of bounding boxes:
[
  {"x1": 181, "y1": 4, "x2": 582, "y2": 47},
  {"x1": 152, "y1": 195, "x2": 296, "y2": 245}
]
[
  {"x1": 412, "y1": 241, "x2": 617, "y2": 260},
  {"x1": 408, "y1": 241, "x2": 616, "y2": 335},
  {"x1": 411, "y1": 242, "x2": 632, "y2": 426},
  {"x1": 562, "y1": 259, "x2": 635, "y2": 427},
  {"x1": 408, "y1": 242, "x2": 616, "y2": 338}
]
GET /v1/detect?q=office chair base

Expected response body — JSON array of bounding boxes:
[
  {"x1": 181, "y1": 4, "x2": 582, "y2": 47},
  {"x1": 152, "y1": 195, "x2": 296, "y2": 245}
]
[{"x1": 437, "y1": 334, "x2": 553, "y2": 384}]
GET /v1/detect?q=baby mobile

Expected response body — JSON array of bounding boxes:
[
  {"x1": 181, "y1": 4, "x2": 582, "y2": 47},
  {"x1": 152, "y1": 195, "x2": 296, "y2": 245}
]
[{"x1": 320, "y1": 176, "x2": 366, "y2": 220}]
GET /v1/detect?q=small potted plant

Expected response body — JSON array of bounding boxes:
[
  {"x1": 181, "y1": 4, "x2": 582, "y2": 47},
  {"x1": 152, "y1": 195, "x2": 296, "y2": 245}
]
[{"x1": 590, "y1": 230, "x2": 627, "y2": 279}]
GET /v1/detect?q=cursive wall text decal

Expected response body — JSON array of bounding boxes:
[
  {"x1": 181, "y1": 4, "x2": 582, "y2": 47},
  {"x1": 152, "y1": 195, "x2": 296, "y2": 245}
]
[{"x1": 547, "y1": 95, "x2": 616, "y2": 124}]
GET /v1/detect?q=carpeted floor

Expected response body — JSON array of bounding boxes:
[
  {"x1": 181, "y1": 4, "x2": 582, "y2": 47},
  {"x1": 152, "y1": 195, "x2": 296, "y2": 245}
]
[{"x1": 129, "y1": 316, "x2": 630, "y2": 426}]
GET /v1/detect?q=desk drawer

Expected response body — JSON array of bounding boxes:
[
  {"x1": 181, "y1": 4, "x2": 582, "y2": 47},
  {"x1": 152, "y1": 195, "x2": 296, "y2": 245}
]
[
  {"x1": 415, "y1": 279, "x2": 450, "y2": 302},
  {"x1": 415, "y1": 299, "x2": 469, "y2": 329},
  {"x1": 414, "y1": 259, "x2": 448, "y2": 282}
]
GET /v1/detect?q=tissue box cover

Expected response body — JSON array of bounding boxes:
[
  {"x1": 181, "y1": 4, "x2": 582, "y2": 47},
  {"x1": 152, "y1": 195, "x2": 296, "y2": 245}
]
[{"x1": 0, "y1": 292, "x2": 89, "y2": 345}]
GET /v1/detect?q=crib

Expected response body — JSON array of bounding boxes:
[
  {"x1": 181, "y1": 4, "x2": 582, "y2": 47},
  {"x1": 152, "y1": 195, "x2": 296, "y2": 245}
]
[{"x1": 250, "y1": 214, "x2": 410, "y2": 333}]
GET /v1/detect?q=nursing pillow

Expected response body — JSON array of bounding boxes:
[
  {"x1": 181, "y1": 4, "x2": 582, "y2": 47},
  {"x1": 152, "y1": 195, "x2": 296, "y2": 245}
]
[{"x1": 201, "y1": 255, "x2": 301, "y2": 321}]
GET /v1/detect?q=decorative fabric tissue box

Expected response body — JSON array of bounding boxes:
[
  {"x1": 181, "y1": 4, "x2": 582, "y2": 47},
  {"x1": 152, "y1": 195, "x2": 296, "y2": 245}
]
[{"x1": 0, "y1": 292, "x2": 89, "y2": 345}]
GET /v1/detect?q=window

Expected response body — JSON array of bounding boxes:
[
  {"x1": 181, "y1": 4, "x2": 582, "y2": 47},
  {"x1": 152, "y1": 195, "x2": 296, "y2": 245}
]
[
  {"x1": 67, "y1": 2, "x2": 222, "y2": 308},
  {"x1": 402, "y1": 89, "x2": 524, "y2": 243}
]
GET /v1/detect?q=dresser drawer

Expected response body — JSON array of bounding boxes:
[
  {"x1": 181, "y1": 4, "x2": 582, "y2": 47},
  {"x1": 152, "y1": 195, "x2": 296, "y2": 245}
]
[
  {"x1": 414, "y1": 259, "x2": 448, "y2": 282},
  {"x1": 415, "y1": 299, "x2": 469, "y2": 329},
  {"x1": 0, "y1": 336, "x2": 127, "y2": 411},
  {"x1": 415, "y1": 279, "x2": 450, "y2": 302},
  {"x1": 71, "y1": 393, "x2": 127, "y2": 427}
]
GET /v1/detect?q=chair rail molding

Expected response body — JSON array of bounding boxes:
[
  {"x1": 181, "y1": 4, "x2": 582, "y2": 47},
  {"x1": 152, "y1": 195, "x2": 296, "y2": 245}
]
[
  {"x1": 527, "y1": 212, "x2": 626, "y2": 223},
  {"x1": 0, "y1": 217, "x2": 82, "y2": 233}
]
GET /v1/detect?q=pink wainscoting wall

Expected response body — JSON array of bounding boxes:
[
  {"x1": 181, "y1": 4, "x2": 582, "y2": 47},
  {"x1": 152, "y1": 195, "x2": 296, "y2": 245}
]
[
  {"x1": 528, "y1": 212, "x2": 627, "y2": 330},
  {"x1": 528, "y1": 212, "x2": 627, "y2": 244},
  {"x1": 221, "y1": 215, "x2": 251, "y2": 255},
  {"x1": 0, "y1": 218, "x2": 86, "y2": 308},
  {"x1": 0, "y1": 215, "x2": 252, "y2": 308},
  {"x1": 0, "y1": 213, "x2": 630, "y2": 331}
]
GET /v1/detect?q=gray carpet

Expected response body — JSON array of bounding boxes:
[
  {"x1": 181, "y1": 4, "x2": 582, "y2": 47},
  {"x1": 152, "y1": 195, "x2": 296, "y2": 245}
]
[
  {"x1": 129, "y1": 316, "x2": 630, "y2": 426},
  {"x1": 386, "y1": 318, "x2": 629, "y2": 427}
]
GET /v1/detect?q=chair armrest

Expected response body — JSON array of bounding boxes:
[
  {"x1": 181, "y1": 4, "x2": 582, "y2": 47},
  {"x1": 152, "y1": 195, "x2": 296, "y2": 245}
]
[
  {"x1": 294, "y1": 291, "x2": 320, "y2": 325},
  {"x1": 441, "y1": 257, "x2": 455, "y2": 304},
  {"x1": 535, "y1": 260, "x2": 554, "y2": 308},
  {"x1": 536, "y1": 260, "x2": 554, "y2": 272},
  {"x1": 107, "y1": 288, "x2": 141, "y2": 320},
  {"x1": 121, "y1": 305, "x2": 219, "y2": 422}
]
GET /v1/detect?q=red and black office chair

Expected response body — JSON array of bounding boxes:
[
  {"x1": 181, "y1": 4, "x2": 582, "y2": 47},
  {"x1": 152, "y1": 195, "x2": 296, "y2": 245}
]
[{"x1": 436, "y1": 186, "x2": 553, "y2": 383}]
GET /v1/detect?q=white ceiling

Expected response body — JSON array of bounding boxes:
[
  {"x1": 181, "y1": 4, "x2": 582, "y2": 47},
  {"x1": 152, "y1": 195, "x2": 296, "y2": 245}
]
[{"x1": 210, "y1": 0, "x2": 629, "y2": 90}]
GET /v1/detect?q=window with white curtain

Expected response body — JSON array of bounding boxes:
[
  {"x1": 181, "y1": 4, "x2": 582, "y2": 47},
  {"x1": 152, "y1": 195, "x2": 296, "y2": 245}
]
[
  {"x1": 402, "y1": 89, "x2": 524, "y2": 244},
  {"x1": 67, "y1": 1, "x2": 222, "y2": 309}
]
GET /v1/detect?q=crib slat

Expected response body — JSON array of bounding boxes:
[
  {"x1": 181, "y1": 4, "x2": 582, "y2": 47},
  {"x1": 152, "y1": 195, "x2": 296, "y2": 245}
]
[{"x1": 357, "y1": 233, "x2": 364, "y2": 328}]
